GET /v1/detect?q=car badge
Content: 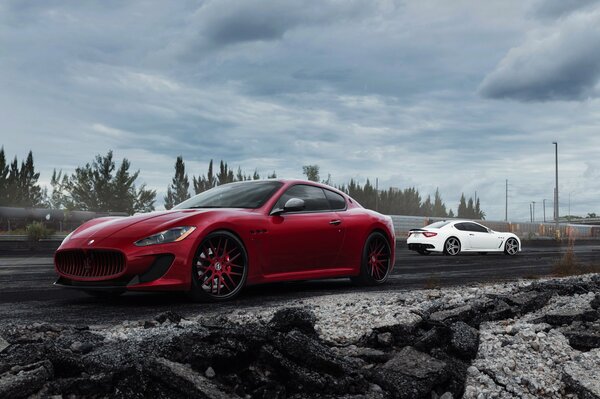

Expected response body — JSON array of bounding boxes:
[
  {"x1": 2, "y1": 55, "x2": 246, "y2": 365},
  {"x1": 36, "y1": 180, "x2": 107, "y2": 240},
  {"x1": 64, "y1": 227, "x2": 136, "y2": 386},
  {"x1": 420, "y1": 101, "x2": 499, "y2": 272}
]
[
  {"x1": 84, "y1": 257, "x2": 92, "y2": 272},
  {"x1": 88, "y1": 239, "x2": 95, "y2": 245}
]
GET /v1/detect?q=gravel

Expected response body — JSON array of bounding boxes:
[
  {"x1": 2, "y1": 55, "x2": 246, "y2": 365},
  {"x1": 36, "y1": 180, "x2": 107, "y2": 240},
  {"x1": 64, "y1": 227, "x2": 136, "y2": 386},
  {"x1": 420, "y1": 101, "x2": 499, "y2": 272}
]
[{"x1": 0, "y1": 273, "x2": 598, "y2": 398}]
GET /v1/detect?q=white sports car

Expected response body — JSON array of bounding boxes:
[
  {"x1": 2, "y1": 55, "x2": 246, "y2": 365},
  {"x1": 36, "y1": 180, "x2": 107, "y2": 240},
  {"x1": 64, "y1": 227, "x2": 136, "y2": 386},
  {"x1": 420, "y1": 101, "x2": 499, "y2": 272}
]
[{"x1": 406, "y1": 220, "x2": 521, "y2": 256}]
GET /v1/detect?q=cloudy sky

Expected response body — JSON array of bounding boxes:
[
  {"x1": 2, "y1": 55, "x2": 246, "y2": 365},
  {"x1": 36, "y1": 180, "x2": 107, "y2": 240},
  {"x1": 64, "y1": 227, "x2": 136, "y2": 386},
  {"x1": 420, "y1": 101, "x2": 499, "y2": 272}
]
[{"x1": 1, "y1": 0, "x2": 600, "y2": 220}]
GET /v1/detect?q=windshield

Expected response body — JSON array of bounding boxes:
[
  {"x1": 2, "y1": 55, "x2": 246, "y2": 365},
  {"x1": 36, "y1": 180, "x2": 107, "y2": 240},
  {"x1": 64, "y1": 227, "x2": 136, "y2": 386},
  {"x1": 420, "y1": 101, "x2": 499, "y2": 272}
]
[
  {"x1": 174, "y1": 180, "x2": 283, "y2": 209},
  {"x1": 425, "y1": 221, "x2": 452, "y2": 229}
]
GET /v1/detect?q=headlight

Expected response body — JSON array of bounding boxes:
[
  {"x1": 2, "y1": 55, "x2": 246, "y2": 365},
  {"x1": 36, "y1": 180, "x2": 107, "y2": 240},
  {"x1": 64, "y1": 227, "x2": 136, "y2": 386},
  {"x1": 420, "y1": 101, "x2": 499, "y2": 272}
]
[{"x1": 134, "y1": 226, "x2": 196, "y2": 247}]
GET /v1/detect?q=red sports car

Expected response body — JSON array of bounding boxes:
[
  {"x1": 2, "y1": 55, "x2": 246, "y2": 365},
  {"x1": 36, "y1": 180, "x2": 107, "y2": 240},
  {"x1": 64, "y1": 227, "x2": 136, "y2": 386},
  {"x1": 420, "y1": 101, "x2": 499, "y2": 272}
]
[{"x1": 54, "y1": 179, "x2": 396, "y2": 301}]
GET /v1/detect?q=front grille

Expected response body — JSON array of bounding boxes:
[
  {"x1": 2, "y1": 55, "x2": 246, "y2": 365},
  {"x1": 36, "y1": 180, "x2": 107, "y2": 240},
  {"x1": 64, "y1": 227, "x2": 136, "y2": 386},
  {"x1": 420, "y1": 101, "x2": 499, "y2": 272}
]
[{"x1": 56, "y1": 250, "x2": 125, "y2": 279}]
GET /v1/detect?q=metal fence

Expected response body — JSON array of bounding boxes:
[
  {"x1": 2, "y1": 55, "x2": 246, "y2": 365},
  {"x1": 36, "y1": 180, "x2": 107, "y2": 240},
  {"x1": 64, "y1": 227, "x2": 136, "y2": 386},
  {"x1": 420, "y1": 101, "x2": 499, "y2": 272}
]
[
  {"x1": 0, "y1": 206, "x2": 127, "y2": 232},
  {"x1": 390, "y1": 215, "x2": 600, "y2": 240}
]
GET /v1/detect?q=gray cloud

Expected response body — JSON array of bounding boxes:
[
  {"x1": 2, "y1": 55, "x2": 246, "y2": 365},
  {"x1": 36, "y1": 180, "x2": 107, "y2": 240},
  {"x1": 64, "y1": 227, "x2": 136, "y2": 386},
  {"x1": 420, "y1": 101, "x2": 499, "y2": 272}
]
[
  {"x1": 184, "y1": 0, "x2": 382, "y2": 50},
  {"x1": 479, "y1": 8, "x2": 600, "y2": 101},
  {"x1": 1, "y1": 1, "x2": 600, "y2": 220},
  {"x1": 531, "y1": 0, "x2": 599, "y2": 19}
]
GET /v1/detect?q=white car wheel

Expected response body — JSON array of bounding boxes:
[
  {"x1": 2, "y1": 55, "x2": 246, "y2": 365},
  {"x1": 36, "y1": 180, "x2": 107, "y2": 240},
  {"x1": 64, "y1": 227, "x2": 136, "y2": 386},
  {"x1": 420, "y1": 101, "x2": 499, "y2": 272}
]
[
  {"x1": 504, "y1": 238, "x2": 519, "y2": 256},
  {"x1": 444, "y1": 237, "x2": 461, "y2": 256}
]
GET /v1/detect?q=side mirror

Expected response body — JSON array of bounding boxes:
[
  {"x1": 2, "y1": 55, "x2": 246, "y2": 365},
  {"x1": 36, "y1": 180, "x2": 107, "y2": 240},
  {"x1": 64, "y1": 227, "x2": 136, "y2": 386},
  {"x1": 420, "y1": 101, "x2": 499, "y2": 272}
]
[
  {"x1": 283, "y1": 198, "x2": 305, "y2": 212},
  {"x1": 271, "y1": 198, "x2": 305, "y2": 215}
]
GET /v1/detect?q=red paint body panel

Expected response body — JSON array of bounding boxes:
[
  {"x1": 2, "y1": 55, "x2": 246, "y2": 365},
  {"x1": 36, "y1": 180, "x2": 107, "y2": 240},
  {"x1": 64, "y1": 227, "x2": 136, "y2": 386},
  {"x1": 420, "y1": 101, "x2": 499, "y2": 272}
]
[{"x1": 54, "y1": 180, "x2": 396, "y2": 293}]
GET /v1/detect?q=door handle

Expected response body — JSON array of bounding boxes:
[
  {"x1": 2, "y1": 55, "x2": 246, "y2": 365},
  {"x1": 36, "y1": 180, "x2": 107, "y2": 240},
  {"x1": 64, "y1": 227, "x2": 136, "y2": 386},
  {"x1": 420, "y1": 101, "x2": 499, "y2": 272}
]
[
  {"x1": 329, "y1": 219, "x2": 342, "y2": 226},
  {"x1": 469, "y1": 233, "x2": 475, "y2": 236}
]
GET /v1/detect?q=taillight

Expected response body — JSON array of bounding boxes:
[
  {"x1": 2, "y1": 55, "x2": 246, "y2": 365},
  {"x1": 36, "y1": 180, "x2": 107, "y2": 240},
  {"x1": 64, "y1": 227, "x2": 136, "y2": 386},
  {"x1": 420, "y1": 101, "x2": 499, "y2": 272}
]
[{"x1": 423, "y1": 232, "x2": 437, "y2": 238}]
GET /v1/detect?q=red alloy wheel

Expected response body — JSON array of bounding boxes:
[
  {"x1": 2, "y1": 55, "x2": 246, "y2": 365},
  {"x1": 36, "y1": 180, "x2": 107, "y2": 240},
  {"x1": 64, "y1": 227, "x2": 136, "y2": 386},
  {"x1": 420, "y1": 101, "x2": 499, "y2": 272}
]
[
  {"x1": 367, "y1": 235, "x2": 391, "y2": 282},
  {"x1": 193, "y1": 232, "x2": 247, "y2": 300}
]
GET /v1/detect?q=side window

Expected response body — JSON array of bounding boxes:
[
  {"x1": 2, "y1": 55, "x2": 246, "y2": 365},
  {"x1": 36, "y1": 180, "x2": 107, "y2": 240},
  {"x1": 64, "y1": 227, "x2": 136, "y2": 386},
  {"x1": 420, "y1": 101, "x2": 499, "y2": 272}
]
[
  {"x1": 455, "y1": 223, "x2": 467, "y2": 231},
  {"x1": 324, "y1": 189, "x2": 347, "y2": 211},
  {"x1": 274, "y1": 185, "x2": 330, "y2": 212},
  {"x1": 467, "y1": 223, "x2": 488, "y2": 233}
]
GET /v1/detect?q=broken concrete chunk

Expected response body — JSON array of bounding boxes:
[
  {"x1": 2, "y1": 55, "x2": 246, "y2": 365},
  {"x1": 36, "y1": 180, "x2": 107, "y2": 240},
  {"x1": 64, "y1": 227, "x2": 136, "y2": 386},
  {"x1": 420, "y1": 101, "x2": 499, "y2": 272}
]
[
  {"x1": 0, "y1": 337, "x2": 9, "y2": 353},
  {"x1": 450, "y1": 321, "x2": 479, "y2": 360},
  {"x1": 0, "y1": 360, "x2": 53, "y2": 399},
  {"x1": 150, "y1": 357, "x2": 237, "y2": 399},
  {"x1": 269, "y1": 307, "x2": 317, "y2": 336},
  {"x1": 429, "y1": 305, "x2": 474, "y2": 324},
  {"x1": 371, "y1": 346, "x2": 449, "y2": 399}
]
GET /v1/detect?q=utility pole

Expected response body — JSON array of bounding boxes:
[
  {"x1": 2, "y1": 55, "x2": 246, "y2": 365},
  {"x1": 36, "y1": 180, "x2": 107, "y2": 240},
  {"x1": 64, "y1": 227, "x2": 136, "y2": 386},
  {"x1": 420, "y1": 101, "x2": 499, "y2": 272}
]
[
  {"x1": 543, "y1": 199, "x2": 546, "y2": 222},
  {"x1": 553, "y1": 142, "x2": 559, "y2": 236},
  {"x1": 532, "y1": 201, "x2": 536, "y2": 222},
  {"x1": 530, "y1": 203, "x2": 533, "y2": 222},
  {"x1": 505, "y1": 179, "x2": 508, "y2": 221}
]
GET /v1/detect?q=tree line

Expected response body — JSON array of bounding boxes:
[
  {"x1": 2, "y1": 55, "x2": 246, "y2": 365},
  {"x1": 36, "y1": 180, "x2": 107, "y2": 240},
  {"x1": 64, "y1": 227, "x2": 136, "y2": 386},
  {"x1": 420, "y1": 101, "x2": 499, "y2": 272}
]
[{"x1": 0, "y1": 147, "x2": 485, "y2": 218}]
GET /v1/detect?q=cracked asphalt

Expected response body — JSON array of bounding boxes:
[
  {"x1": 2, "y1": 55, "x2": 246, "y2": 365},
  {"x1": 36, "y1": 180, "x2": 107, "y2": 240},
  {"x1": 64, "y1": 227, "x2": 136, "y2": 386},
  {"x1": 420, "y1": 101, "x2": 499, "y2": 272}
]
[{"x1": 0, "y1": 243, "x2": 599, "y2": 326}]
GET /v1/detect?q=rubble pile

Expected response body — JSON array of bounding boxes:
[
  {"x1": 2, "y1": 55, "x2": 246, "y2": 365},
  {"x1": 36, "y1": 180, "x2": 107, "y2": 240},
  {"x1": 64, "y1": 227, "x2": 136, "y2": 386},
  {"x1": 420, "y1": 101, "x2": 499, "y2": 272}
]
[{"x1": 0, "y1": 275, "x2": 599, "y2": 399}]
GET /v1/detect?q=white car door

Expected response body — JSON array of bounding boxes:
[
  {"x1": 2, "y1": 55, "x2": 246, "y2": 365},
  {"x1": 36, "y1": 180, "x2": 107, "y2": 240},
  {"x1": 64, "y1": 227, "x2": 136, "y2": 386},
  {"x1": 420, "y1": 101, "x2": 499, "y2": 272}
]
[
  {"x1": 466, "y1": 223, "x2": 501, "y2": 250},
  {"x1": 452, "y1": 223, "x2": 475, "y2": 250}
]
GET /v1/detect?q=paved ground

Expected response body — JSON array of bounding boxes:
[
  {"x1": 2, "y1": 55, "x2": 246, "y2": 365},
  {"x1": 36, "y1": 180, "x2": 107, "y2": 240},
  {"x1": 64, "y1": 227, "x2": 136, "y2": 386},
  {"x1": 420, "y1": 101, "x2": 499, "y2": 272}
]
[{"x1": 0, "y1": 244, "x2": 599, "y2": 326}]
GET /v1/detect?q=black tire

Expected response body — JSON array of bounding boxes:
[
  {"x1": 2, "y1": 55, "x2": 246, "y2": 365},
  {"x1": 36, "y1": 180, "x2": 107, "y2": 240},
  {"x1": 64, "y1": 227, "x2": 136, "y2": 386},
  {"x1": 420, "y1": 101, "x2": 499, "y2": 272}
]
[
  {"x1": 351, "y1": 232, "x2": 392, "y2": 286},
  {"x1": 504, "y1": 237, "x2": 519, "y2": 256},
  {"x1": 188, "y1": 230, "x2": 248, "y2": 302},
  {"x1": 443, "y1": 237, "x2": 461, "y2": 256},
  {"x1": 417, "y1": 249, "x2": 431, "y2": 255}
]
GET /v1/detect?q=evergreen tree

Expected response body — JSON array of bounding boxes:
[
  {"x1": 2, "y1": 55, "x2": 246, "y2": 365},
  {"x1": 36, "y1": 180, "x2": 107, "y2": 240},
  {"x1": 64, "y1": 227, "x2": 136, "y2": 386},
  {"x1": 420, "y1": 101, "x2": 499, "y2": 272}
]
[
  {"x1": 164, "y1": 156, "x2": 191, "y2": 210},
  {"x1": 6, "y1": 157, "x2": 20, "y2": 206},
  {"x1": 217, "y1": 160, "x2": 235, "y2": 185},
  {"x1": 49, "y1": 169, "x2": 73, "y2": 209},
  {"x1": 67, "y1": 151, "x2": 156, "y2": 213},
  {"x1": 235, "y1": 166, "x2": 244, "y2": 182},
  {"x1": 267, "y1": 171, "x2": 277, "y2": 179},
  {"x1": 0, "y1": 147, "x2": 8, "y2": 205},
  {"x1": 0, "y1": 150, "x2": 44, "y2": 207},
  {"x1": 302, "y1": 165, "x2": 320, "y2": 182},
  {"x1": 432, "y1": 188, "x2": 447, "y2": 217},
  {"x1": 19, "y1": 151, "x2": 44, "y2": 207},
  {"x1": 467, "y1": 197, "x2": 475, "y2": 218},
  {"x1": 193, "y1": 160, "x2": 215, "y2": 194},
  {"x1": 253, "y1": 169, "x2": 260, "y2": 180},
  {"x1": 475, "y1": 198, "x2": 485, "y2": 220},
  {"x1": 457, "y1": 194, "x2": 467, "y2": 218},
  {"x1": 421, "y1": 195, "x2": 433, "y2": 216}
]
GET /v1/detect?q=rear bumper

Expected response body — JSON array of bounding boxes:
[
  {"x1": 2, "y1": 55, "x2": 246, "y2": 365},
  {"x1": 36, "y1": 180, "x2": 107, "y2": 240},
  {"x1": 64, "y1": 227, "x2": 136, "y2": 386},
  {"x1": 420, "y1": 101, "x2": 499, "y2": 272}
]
[
  {"x1": 406, "y1": 237, "x2": 443, "y2": 252},
  {"x1": 407, "y1": 243, "x2": 436, "y2": 251}
]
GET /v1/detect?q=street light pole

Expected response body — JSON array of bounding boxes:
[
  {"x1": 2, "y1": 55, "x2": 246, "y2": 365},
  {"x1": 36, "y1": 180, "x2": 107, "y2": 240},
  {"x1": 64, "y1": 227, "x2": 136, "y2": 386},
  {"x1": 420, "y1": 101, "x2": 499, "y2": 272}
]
[{"x1": 553, "y1": 142, "x2": 559, "y2": 236}]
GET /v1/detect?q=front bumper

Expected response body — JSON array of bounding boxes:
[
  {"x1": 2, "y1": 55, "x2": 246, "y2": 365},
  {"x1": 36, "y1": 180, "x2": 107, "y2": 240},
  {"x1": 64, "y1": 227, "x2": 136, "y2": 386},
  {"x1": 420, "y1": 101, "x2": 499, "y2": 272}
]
[{"x1": 54, "y1": 237, "x2": 196, "y2": 292}]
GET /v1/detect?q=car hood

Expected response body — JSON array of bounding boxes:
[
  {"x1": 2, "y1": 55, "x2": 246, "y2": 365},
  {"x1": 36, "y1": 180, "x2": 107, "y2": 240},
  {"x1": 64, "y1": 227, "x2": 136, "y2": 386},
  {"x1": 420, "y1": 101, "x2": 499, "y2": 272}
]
[{"x1": 70, "y1": 209, "x2": 245, "y2": 242}]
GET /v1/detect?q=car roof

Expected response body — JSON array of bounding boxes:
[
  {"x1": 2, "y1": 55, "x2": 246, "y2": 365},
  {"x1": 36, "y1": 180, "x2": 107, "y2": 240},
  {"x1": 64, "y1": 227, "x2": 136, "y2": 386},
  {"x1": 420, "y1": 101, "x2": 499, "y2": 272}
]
[
  {"x1": 219, "y1": 178, "x2": 349, "y2": 197},
  {"x1": 275, "y1": 179, "x2": 347, "y2": 194}
]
